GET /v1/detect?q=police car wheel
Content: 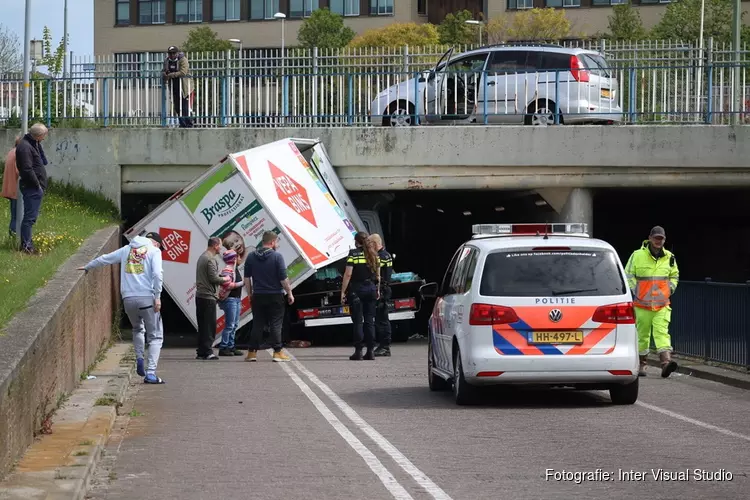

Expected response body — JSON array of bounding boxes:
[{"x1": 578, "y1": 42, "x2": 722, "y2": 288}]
[
  {"x1": 428, "y1": 338, "x2": 450, "y2": 392},
  {"x1": 452, "y1": 347, "x2": 479, "y2": 405},
  {"x1": 609, "y1": 378, "x2": 639, "y2": 405}
]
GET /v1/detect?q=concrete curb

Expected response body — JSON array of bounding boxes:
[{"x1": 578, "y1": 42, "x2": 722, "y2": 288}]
[
  {"x1": 0, "y1": 342, "x2": 134, "y2": 500},
  {"x1": 646, "y1": 354, "x2": 750, "y2": 390}
]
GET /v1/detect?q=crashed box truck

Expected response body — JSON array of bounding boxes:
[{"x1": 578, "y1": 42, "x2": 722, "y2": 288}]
[{"x1": 123, "y1": 138, "x2": 359, "y2": 337}]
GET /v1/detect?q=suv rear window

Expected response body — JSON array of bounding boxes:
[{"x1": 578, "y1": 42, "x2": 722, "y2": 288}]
[
  {"x1": 580, "y1": 53, "x2": 612, "y2": 78},
  {"x1": 479, "y1": 249, "x2": 626, "y2": 297}
]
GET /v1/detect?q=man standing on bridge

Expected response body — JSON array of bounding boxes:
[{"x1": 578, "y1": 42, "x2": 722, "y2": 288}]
[{"x1": 624, "y1": 226, "x2": 679, "y2": 378}]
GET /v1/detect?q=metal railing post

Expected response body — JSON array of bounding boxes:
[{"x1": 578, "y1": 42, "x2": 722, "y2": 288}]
[
  {"x1": 103, "y1": 77, "x2": 109, "y2": 127},
  {"x1": 160, "y1": 79, "x2": 167, "y2": 127},
  {"x1": 628, "y1": 68, "x2": 636, "y2": 123},
  {"x1": 483, "y1": 70, "x2": 488, "y2": 125},
  {"x1": 346, "y1": 73, "x2": 353, "y2": 125},
  {"x1": 554, "y1": 70, "x2": 560, "y2": 125},
  {"x1": 706, "y1": 38, "x2": 714, "y2": 124},
  {"x1": 45, "y1": 80, "x2": 52, "y2": 127}
]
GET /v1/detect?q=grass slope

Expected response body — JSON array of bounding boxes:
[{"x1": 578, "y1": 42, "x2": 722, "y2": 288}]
[{"x1": 0, "y1": 181, "x2": 119, "y2": 332}]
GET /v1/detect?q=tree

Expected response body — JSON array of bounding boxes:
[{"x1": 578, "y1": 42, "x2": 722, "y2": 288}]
[
  {"x1": 40, "y1": 26, "x2": 66, "y2": 77},
  {"x1": 650, "y1": 0, "x2": 749, "y2": 44},
  {"x1": 607, "y1": 2, "x2": 647, "y2": 41},
  {"x1": 182, "y1": 26, "x2": 232, "y2": 53},
  {"x1": 437, "y1": 9, "x2": 479, "y2": 45},
  {"x1": 0, "y1": 23, "x2": 22, "y2": 75},
  {"x1": 348, "y1": 23, "x2": 440, "y2": 48},
  {"x1": 505, "y1": 8, "x2": 571, "y2": 41},
  {"x1": 298, "y1": 8, "x2": 356, "y2": 49}
]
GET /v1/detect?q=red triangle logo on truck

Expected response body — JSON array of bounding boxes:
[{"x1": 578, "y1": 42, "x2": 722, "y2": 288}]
[
  {"x1": 285, "y1": 225, "x2": 327, "y2": 265},
  {"x1": 269, "y1": 161, "x2": 317, "y2": 228},
  {"x1": 235, "y1": 155, "x2": 251, "y2": 179}
]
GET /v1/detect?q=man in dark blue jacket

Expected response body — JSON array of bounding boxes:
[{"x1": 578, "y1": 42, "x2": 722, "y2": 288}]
[
  {"x1": 14, "y1": 123, "x2": 49, "y2": 254},
  {"x1": 243, "y1": 231, "x2": 294, "y2": 362}
]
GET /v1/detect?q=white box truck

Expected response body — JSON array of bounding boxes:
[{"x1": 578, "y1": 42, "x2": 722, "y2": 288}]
[
  {"x1": 124, "y1": 137, "x2": 425, "y2": 343},
  {"x1": 123, "y1": 138, "x2": 359, "y2": 339}
]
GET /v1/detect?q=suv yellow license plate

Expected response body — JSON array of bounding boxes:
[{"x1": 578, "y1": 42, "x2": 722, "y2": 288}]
[
  {"x1": 530, "y1": 331, "x2": 584, "y2": 344},
  {"x1": 601, "y1": 89, "x2": 612, "y2": 98}
]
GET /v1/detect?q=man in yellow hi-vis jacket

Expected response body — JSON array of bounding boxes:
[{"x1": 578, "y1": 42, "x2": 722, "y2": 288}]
[{"x1": 625, "y1": 226, "x2": 679, "y2": 378}]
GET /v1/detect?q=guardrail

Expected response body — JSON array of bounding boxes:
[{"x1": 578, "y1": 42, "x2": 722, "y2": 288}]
[
  {"x1": 0, "y1": 64, "x2": 748, "y2": 128},
  {"x1": 670, "y1": 280, "x2": 750, "y2": 371}
]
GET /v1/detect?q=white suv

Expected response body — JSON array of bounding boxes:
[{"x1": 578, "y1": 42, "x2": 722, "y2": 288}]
[
  {"x1": 419, "y1": 223, "x2": 639, "y2": 406},
  {"x1": 370, "y1": 44, "x2": 623, "y2": 126}
]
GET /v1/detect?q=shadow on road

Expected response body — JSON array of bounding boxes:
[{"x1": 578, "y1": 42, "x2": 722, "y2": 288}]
[{"x1": 343, "y1": 385, "x2": 616, "y2": 410}]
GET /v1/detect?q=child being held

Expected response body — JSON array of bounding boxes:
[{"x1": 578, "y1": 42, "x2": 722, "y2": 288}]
[{"x1": 218, "y1": 249, "x2": 243, "y2": 301}]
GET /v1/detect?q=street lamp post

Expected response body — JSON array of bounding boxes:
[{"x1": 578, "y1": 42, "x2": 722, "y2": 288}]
[
  {"x1": 732, "y1": 0, "x2": 741, "y2": 124},
  {"x1": 17, "y1": 0, "x2": 33, "y2": 240},
  {"x1": 465, "y1": 19, "x2": 482, "y2": 46},
  {"x1": 63, "y1": 0, "x2": 68, "y2": 78},
  {"x1": 274, "y1": 12, "x2": 286, "y2": 122}
]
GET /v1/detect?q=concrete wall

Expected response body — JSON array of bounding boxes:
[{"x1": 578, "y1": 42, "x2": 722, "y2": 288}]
[
  {"x1": 3, "y1": 126, "x2": 750, "y2": 205},
  {"x1": 0, "y1": 227, "x2": 120, "y2": 480}
]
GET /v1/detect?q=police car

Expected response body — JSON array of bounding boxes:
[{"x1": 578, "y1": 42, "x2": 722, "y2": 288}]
[{"x1": 419, "y1": 223, "x2": 639, "y2": 406}]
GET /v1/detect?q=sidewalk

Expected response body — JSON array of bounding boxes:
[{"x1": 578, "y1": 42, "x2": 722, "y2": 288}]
[
  {"x1": 0, "y1": 343, "x2": 133, "y2": 500},
  {"x1": 646, "y1": 353, "x2": 750, "y2": 389}
]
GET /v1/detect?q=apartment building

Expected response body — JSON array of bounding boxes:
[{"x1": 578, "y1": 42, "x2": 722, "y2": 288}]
[{"x1": 97, "y1": 0, "x2": 719, "y2": 57}]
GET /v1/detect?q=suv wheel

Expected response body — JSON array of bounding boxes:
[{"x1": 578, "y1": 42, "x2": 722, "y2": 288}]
[
  {"x1": 453, "y1": 347, "x2": 479, "y2": 405},
  {"x1": 428, "y1": 337, "x2": 450, "y2": 392},
  {"x1": 610, "y1": 378, "x2": 639, "y2": 405},
  {"x1": 383, "y1": 100, "x2": 415, "y2": 127},
  {"x1": 525, "y1": 99, "x2": 561, "y2": 126}
]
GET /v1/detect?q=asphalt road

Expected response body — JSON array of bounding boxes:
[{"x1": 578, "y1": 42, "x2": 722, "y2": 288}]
[{"x1": 86, "y1": 340, "x2": 750, "y2": 500}]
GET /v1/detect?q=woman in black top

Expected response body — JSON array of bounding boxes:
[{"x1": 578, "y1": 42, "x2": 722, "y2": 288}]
[{"x1": 341, "y1": 231, "x2": 381, "y2": 360}]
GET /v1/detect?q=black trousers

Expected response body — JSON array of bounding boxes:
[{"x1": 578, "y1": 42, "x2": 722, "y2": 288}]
[
  {"x1": 250, "y1": 294, "x2": 285, "y2": 352},
  {"x1": 375, "y1": 286, "x2": 392, "y2": 347},
  {"x1": 171, "y1": 83, "x2": 194, "y2": 128},
  {"x1": 196, "y1": 297, "x2": 216, "y2": 357},
  {"x1": 349, "y1": 284, "x2": 377, "y2": 350}
]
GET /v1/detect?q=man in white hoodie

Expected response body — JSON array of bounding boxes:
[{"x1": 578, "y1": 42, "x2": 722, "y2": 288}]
[{"x1": 78, "y1": 232, "x2": 166, "y2": 384}]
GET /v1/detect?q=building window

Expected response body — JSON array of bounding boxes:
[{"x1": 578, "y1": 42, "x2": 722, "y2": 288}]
[
  {"x1": 289, "y1": 0, "x2": 319, "y2": 18},
  {"x1": 330, "y1": 0, "x2": 359, "y2": 16},
  {"x1": 139, "y1": 0, "x2": 166, "y2": 24},
  {"x1": 213, "y1": 0, "x2": 241, "y2": 20},
  {"x1": 507, "y1": 0, "x2": 532, "y2": 9},
  {"x1": 116, "y1": 0, "x2": 130, "y2": 25},
  {"x1": 249, "y1": 0, "x2": 280, "y2": 19},
  {"x1": 175, "y1": 0, "x2": 203, "y2": 22},
  {"x1": 640, "y1": 0, "x2": 671, "y2": 3},
  {"x1": 592, "y1": 0, "x2": 626, "y2": 4},
  {"x1": 370, "y1": 0, "x2": 393, "y2": 15},
  {"x1": 417, "y1": 0, "x2": 426, "y2": 15},
  {"x1": 546, "y1": 0, "x2": 580, "y2": 6}
]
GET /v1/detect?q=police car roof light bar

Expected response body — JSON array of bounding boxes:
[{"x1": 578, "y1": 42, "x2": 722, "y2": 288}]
[{"x1": 471, "y1": 223, "x2": 589, "y2": 238}]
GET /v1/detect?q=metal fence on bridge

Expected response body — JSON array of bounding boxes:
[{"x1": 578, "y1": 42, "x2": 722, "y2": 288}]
[
  {"x1": 670, "y1": 280, "x2": 750, "y2": 371},
  {"x1": 1, "y1": 39, "x2": 749, "y2": 128}
]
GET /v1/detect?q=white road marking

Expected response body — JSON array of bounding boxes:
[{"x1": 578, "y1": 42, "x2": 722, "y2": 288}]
[
  {"x1": 286, "y1": 353, "x2": 454, "y2": 500},
  {"x1": 274, "y1": 359, "x2": 415, "y2": 500},
  {"x1": 636, "y1": 401, "x2": 750, "y2": 442}
]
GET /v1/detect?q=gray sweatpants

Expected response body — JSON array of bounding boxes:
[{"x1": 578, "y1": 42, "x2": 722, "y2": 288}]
[{"x1": 123, "y1": 296, "x2": 164, "y2": 374}]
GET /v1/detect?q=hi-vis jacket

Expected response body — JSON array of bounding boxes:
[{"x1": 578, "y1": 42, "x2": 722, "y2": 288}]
[{"x1": 624, "y1": 240, "x2": 679, "y2": 311}]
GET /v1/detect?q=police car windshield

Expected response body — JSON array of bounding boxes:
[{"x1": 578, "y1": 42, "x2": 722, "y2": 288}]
[{"x1": 479, "y1": 249, "x2": 626, "y2": 297}]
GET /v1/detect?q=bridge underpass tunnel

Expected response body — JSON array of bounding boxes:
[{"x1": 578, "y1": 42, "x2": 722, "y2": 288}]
[{"x1": 356, "y1": 186, "x2": 750, "y2": 289}]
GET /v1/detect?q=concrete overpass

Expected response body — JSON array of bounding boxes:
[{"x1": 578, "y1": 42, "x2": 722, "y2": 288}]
[{"x1": 5, "y1": 125, "x2": 750, "y2": 229}]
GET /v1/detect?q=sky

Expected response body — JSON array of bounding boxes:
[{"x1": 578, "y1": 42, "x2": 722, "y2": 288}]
[{"x1": 3, "y1": 0, "x2": 94, "y2": 58}]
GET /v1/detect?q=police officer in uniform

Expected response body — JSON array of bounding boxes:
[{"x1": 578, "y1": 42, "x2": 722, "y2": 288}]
[
  {"x1": 369, "y1": 234, "x2": 394, "y2": 357},
  {"x1": 341, "y1": 232, "x2": 380, "y2": 360}
]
